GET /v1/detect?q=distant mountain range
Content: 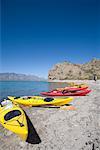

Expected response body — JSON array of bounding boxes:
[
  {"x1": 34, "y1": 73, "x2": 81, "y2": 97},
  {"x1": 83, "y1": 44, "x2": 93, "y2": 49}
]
[
  {"x1": 0, "y1": 73, "x2": 46, "y2": 81},
  {"x1": 48, "y1": 58, "x2": 100, "y2": 80}
]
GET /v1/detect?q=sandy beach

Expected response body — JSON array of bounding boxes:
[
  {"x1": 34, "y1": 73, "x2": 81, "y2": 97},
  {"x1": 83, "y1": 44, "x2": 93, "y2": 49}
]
[{"x1": 0, "y1": 80, "x2": 100, "y2": 150}]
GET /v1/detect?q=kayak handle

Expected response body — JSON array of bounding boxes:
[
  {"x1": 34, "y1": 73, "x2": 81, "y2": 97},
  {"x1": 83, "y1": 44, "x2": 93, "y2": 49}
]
[{"x1": 17, "y1": 120, "x2": 24, "y2": 127}]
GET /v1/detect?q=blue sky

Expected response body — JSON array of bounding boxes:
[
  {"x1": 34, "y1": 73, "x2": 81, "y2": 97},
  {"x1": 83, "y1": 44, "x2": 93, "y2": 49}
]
[{"x1": 1, "y1": 0, "x2": 100, "y2": 78}]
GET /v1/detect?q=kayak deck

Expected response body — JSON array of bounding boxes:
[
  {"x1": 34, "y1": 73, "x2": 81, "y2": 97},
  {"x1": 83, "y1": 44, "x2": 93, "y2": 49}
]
[{"x1": 8, "y1": 96, "x2": 74, "y2": 106}]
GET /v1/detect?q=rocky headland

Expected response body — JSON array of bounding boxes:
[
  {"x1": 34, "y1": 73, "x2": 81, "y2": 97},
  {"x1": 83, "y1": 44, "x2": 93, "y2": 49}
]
[{"x1": 48, "y1": 59, "x2": 100, "y2": 80}]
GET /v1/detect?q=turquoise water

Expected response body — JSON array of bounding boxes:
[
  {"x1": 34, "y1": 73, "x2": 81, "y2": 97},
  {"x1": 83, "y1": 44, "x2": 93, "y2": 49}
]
[{"x1": 0, "y1": 81, "x2": 68, "y2": 101}]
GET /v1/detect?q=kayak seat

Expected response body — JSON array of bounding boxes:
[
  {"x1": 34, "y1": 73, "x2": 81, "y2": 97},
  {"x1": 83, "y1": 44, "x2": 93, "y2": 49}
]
[
  {"x1": 4, "y1": 110, "x2": 21, "y2": 121},
  {"x1": 44, "y1": 97, "x2": 54, "y2": 102},
  {"x1": 22, "y1": 97, "x2": 32, "y2": 100},
  {"x1": 14, "y1": 97, "x2": 20, "y2": 99},
  {"x1": 27, "y1": 96, "x2": 32, "y2": 99},
  {"x1": 62, "y1": 90, "x2": 69, "y2": 94}
]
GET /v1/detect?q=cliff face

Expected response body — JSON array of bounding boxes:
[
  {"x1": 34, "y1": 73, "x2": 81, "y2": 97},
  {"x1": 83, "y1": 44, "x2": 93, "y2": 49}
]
[{"x1": 48, "y1": 59, "x2": 100, "y2": 80}]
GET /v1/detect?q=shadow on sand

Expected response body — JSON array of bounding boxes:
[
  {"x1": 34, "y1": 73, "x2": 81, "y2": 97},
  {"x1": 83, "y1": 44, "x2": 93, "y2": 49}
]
[{"x1": 24, "y1": 111, "x2": 41, "y2": 144}]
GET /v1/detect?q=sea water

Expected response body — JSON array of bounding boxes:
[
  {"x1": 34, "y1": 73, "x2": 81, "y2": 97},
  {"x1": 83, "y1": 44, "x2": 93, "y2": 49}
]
[{"x1": 0, "y1": 81, "x2": 68, "y2": 101}]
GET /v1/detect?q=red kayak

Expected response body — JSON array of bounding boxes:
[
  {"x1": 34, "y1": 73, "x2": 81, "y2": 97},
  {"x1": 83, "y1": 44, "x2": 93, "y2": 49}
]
[
  {"x1": 41, "y1": 89, "x2": 91, "y2": 96},
  {"x1": 52, "y1": 86, "x2": 88, "y2": 92}
]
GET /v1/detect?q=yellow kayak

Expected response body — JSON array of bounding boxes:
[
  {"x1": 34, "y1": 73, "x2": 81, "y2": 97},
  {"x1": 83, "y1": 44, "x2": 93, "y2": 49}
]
[
  {"x1": 0, "y1": 100, "x2": 28, "y2": 141},
  {"x1": 67, "y1": 82, "x2": 88, "y2": 88},
  {"x1": 8, "y1": 96, "x2": 73, "y2": 106}
]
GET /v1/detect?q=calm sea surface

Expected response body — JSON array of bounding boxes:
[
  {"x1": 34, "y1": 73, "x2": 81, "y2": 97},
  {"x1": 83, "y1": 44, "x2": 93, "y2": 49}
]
[{"x1": 0, "y1": 81, "x2": 68, "y2": 101}]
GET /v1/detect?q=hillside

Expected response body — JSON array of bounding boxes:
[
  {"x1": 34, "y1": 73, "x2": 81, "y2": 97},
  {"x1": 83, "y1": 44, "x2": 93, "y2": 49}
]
[
  {"x1": 48, "y1": 58, "x2": 100, "y2": 80},
  {"x1": 0, "y1": 73, "x2": 46, "y2": 81}
]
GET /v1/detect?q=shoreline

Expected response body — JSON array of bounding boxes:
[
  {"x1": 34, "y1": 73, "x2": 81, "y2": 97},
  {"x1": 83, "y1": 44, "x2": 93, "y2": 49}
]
[
  {"x1": 0, "y1": 81, "x2": 100, "y2": 150},
  {"x1": 48, "y1": 79, "x2": 100, "y2": 83}
]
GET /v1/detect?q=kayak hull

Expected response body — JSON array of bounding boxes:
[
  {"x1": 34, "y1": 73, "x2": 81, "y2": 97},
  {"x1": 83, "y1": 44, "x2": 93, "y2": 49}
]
[
  {"x1": 55, "y1": 86, "x2": 88, "y2": 92},
  {"x1": 0, "y1": 101, "x2": 28, "y2": 141},
  {"x1": 41, "y1": 89, "x2": 91, "y2": 96},
  {"x1": 8, "y1": 96, "x2": 74, "y2": 106}
]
